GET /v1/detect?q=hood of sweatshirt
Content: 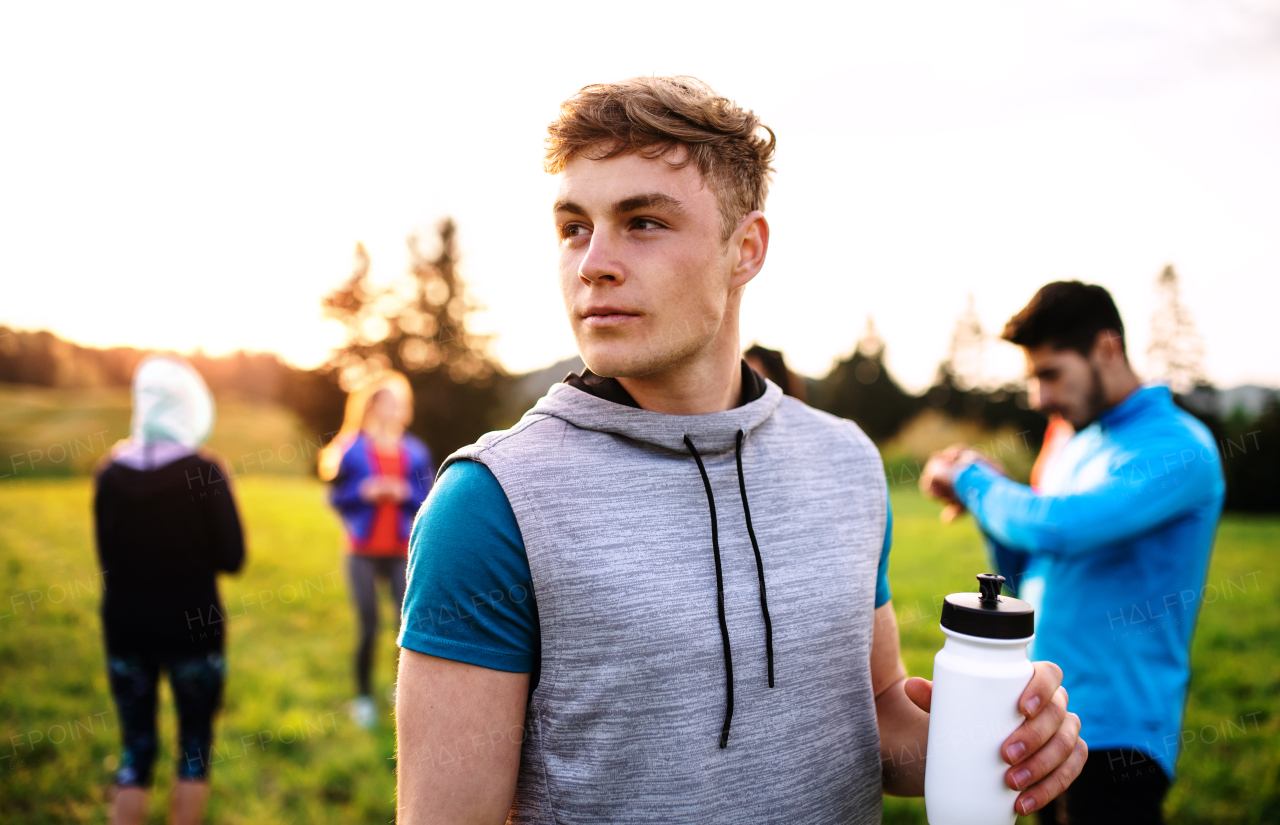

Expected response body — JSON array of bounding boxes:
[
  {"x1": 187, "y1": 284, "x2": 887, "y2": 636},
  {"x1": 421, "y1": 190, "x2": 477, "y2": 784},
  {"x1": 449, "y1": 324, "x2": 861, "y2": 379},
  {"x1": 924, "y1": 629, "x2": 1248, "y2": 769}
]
[{"x1": 536, "y1": 362, "x2": 782, "y2": 456}]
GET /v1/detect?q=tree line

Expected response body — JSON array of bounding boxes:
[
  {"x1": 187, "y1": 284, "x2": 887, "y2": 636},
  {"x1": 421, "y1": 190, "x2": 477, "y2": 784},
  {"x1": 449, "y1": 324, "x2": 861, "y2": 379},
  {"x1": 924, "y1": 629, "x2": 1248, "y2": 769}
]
[{"x1": 2, "y1": 225, "x2": 1275, "y2": 510}]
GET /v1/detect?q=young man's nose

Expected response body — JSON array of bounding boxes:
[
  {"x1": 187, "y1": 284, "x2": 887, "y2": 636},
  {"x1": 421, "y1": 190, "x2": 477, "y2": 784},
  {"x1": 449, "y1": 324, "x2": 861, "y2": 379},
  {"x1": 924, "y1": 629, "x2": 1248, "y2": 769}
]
[{"x1": 578, "y1": 230, "x2": 626, "y2": 285}]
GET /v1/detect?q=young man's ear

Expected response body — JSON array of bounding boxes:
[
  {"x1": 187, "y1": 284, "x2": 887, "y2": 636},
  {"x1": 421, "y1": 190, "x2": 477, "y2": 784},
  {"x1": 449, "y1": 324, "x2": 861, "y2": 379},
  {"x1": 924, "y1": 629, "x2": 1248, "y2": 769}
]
[
  {"x1": 730, "y1": 210, "x2": 769, "y2": 289},
  {"x1": 1090, "y1": 329, "x2": 1126, "y2": 364}
]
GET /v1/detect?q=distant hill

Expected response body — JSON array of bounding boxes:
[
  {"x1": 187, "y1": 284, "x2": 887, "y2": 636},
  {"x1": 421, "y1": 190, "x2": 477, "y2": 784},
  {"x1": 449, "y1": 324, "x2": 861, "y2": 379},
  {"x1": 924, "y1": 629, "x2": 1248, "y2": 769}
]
[
  {"x1": 0, "y1": 384, "x2": 316, "y2": 481},
  {"x1": 0, "y1": 349, "x2": 588, "y2": 481},
  {"x1": 497, "y1": 355, "x2": 583, "y2": 425},
  {"x1": 1215, "y1": 385, "x2": 1279, "y2": 418}
]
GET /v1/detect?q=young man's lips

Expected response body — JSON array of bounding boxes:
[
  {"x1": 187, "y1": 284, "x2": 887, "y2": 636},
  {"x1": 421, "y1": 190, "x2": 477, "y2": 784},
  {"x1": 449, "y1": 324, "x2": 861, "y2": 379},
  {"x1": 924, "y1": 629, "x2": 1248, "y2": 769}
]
[{"x1": 582, "y1": 311, "x2": 641, "y2": 328}]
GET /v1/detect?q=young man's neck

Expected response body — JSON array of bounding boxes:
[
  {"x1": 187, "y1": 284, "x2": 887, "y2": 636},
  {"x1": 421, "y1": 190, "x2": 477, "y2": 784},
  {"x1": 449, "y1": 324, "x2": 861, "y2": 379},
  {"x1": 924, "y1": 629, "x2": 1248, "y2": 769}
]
[
  {"x1": 1101, "y1": 363, "x2": 1142, "y2": 410},
  {"x1": 615, "y1": 338, "x2": 744, "y2": 416}
]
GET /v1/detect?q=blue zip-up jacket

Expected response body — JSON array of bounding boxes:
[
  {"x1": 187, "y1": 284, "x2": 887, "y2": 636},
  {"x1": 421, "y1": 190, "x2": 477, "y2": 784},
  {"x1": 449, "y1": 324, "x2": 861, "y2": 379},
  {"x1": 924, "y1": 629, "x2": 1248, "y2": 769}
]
[
  {"x1": 330, "y1": 432, "x2": 434, "y2": 548},
  {"x1": 952, "y1": 385, "x2": 1224, "y2": 780}
]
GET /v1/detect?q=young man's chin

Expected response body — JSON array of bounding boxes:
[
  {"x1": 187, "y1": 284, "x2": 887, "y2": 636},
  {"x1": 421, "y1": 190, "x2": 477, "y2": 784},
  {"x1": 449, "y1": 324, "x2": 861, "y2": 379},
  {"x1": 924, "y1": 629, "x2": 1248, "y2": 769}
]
[
  {"x1": 579, "y1": 353, "x2": 651, "y2": 380},
  {"x1": 576, "y1": 325, "x2": 717, "y2": 380},
  {"x1": 579, "y1": 346, "x2": 678, "y2": 381}
]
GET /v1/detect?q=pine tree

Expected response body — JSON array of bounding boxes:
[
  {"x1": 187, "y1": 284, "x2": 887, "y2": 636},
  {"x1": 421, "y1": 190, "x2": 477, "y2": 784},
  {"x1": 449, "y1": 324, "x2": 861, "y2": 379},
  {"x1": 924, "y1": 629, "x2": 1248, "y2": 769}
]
[
  {"x1": 319, "y1": 218, "x2": 508, "y2": 458},
  {"x1": 853, "y1": 316, "x2": 885, "y2": 385},
  {"x1": 811, "y1": 316, "x2": 920, "y2": 443},
  {"x1": 1147, "y1": 264, "x2": 1206, "y2": 394},
  {"x1": 321, "y1": 218, "x2": 497, "y2": 391},
  {"x1": 944, "y1": 295, "x2": 985, "y2": 391}
]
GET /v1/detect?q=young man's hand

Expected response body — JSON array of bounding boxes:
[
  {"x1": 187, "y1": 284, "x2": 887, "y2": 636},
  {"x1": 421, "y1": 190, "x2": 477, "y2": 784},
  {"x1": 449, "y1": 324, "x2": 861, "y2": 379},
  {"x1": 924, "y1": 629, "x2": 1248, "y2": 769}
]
[
  {"x1": 904, "y1": 660, "x2": 1087, "y2": 816},
  {"x1": 920, "y1": 445, "x2": 1011, "y2": 522},
  {"x1": 919, "y1": 445, "x2": 968, "y2": 519}
]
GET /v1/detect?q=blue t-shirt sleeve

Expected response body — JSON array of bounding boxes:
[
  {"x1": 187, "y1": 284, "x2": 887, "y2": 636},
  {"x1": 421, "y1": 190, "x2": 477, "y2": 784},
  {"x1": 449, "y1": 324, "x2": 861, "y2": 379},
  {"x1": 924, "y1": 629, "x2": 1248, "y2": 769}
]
[
  {"x1": 875, "y1": 494, "x2": 893, "y2": 608},
  {"x1": 397, "y1": 459, "x2": 538, "y2": 673}
]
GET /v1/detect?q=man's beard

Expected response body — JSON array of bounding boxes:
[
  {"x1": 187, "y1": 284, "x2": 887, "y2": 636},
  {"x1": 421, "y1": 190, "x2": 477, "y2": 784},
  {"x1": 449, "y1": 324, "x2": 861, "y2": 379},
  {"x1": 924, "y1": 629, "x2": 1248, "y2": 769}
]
[{"x1": 1070, "y1": 364, "x2": 1108, "y2": 430}]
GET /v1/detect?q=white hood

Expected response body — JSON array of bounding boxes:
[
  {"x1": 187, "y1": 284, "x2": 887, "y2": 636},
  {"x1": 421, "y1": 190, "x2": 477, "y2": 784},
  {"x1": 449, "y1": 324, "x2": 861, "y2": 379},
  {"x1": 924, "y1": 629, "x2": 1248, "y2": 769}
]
[{"x1": 113, "y1": 356, "x2": 215, "y2": 470}]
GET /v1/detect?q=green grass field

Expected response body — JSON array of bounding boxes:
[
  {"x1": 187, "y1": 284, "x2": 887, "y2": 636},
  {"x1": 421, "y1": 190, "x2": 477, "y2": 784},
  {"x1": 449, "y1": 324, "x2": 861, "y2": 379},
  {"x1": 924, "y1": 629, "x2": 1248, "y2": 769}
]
[{"x1": 1, "y1": 477, "x2": 1277, "y2": 823}]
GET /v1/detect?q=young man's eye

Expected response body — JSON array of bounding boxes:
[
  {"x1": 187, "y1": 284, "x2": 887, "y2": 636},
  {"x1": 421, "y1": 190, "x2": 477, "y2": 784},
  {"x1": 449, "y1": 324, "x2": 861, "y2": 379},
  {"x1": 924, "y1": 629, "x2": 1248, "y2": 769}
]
[
  {"x1": 561, "y1": 223, "x2": 590, "y2": 239},
  {"x1": 632, "y1": 217, "x2": 664, "y2": 231}
]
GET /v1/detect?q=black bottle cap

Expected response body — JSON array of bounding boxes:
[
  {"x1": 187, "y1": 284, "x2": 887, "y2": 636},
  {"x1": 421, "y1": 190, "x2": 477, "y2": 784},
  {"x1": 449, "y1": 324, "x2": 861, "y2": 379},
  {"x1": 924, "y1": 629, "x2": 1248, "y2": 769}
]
[{"x1": 940, "y1": 573, "x2": 1035, "y2": 640}]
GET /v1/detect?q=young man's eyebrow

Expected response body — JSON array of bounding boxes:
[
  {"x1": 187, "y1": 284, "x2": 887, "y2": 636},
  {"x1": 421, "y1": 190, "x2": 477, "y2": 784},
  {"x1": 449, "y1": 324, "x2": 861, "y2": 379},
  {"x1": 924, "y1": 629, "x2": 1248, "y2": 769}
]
[
  {"x1": 553, "y1": 200, "x2": 588, "y2": 217},
  {"x1": 612, "y1": 193, "x2": 685, "y2": 217},
  {"x1": 552, "y1": 193, "x2": 687, "y2": 219}
]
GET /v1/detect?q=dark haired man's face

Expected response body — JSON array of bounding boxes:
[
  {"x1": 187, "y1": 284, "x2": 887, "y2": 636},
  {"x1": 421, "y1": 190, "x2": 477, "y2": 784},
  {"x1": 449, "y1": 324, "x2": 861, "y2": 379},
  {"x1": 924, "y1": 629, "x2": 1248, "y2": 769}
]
[{"x1": 1024, "y1": 345, "x2": 1107, "y2": 430}]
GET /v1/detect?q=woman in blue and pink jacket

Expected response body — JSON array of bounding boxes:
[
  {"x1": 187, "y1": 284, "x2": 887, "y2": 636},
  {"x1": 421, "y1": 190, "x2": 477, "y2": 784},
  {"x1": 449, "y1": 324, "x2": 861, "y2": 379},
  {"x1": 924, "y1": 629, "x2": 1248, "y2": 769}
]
[{"x1": 321, "y1": 372, "x2": 432, "y2": 726}]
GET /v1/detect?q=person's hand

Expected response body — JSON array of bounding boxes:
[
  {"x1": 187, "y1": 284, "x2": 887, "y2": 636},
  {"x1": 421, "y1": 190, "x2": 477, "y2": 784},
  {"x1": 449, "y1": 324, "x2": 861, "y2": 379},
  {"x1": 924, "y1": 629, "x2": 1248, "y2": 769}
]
[
  {"x1": 358, "y1": 476, "x2": 383, "y2": 502},
  {"x1": 961, "y1": 448, "x2": 1009, "y2": 479},
  {"x1": 920, "y1": 445, "x2": 968, "y2": 520},
  {"x1": 1000, "y1": 661, "x2": 1087, "y2": 815},
  {"x1": 903, "y1": 662, "x2": 1087, "y2": 817},
  {"x1": 386, "y1": 477, "x2": 410, "y2": 502},
  {"x1": 359, "y1": 476, "x2": 398, "y2": 502},
  {"x1": 921, "y1": 444, "x2": 1013, "y2": 522}
]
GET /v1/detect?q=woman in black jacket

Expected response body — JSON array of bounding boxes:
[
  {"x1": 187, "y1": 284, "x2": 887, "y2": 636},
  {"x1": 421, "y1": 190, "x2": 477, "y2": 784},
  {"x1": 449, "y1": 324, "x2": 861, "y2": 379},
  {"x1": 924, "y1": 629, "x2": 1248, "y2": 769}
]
[{"x1": 94, "y1": 356, "x2": 245, "y2": 825}]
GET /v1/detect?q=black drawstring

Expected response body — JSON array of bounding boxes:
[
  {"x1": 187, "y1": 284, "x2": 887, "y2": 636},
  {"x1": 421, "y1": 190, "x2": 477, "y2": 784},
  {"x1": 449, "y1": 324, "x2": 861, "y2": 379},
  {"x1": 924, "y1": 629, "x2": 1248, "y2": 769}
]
[
  {"x1": 684, "y1": 435, "x2": 734, "y2": 749},
  {"x1": 736, "y1": 429, "x2": 775, "y2": 688},
  {"x1": 684, "y1": 431, "x2": 775, "y2": 750}
]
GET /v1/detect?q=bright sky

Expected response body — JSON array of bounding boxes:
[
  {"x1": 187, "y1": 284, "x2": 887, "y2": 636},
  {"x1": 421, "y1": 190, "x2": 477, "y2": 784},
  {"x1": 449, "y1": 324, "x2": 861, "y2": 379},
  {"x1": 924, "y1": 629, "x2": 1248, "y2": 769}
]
[{"x1": 2, "y1": 1, "x2": 1277, "y2": 391}]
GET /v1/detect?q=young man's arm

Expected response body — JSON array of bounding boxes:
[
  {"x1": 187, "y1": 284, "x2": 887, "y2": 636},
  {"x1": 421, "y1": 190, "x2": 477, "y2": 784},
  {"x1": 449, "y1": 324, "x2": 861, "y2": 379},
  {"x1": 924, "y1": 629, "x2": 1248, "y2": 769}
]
[
  {"x1": 396, "y1": 651, "x2": 528, "y2": 825},
  {"x1": 942, "y1": 436, "x2": 1222, "y2": 556},
  {"x1": 870, "y1": 602, "x2": 1087, "y2": 815},
  {"x1": 871, "y1": 602, "x2": 929, "y2": 795},
  {"x1": 395, "y1": 459, "x2": 539, "y2": 823}
]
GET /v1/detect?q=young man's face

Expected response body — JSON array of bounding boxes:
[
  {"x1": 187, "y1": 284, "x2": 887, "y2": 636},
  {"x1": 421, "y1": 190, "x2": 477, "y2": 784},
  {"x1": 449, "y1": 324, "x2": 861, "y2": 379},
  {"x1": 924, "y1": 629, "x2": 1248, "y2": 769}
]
[
  {"x1": 553, "y1": 150, "x2": 745, "y2": 379},
  {"x1": 1023, "y1": 344, "x2": 1107, "y2": 430}
]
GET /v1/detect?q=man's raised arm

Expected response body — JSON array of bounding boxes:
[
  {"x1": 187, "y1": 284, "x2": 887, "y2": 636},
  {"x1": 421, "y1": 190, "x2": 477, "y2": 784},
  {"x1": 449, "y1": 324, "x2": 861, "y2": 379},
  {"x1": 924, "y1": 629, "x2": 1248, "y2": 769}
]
[{"x1": 396, "y1": 650, "x2": 529, "y2": 825}]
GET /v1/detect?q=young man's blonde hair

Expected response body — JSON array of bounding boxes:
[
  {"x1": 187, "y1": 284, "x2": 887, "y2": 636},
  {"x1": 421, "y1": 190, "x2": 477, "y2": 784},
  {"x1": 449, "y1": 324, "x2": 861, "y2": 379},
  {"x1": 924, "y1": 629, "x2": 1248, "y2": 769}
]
[{"x1": 545, "y1": 76, "x2": 776, "y2": 240}]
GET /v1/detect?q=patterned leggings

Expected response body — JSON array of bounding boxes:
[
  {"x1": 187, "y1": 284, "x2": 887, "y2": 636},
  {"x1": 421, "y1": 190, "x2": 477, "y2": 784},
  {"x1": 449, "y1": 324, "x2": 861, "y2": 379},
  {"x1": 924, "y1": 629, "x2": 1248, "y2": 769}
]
[{"x1": 107, "y1": 653, "x2": 225, "y2": 786}]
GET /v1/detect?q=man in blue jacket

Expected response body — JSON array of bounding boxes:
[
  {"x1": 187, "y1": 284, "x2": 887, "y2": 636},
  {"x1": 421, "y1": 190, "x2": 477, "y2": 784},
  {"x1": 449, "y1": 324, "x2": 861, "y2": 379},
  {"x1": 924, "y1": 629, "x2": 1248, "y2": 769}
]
[{"x1": 922, "y1": 281, "x2": 1225, "y2": 824}]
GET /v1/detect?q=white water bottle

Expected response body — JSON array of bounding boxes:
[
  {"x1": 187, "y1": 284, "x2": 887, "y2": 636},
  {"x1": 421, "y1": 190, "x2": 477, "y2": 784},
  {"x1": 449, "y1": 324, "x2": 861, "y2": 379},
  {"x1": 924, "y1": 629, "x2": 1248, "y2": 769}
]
[{"x1": 925, "y1": 574, "x2": 1035, "y2": 825}]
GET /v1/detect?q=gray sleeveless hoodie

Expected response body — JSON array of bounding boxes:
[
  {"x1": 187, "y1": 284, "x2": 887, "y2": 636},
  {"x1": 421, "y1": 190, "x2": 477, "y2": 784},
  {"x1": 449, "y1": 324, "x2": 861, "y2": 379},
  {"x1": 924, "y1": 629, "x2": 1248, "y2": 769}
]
[{"x1": 445, "y1": 379, "x2": 887, "y2": 823}]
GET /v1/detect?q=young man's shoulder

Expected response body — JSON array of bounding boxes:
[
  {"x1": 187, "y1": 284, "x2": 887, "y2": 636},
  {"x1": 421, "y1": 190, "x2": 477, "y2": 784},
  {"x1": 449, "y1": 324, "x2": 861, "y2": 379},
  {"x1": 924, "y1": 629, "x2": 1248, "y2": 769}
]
[
  {"x1": 1165, "y1": 404, "x2": 1219, "y2": 451},
  {"x1": 1121, "y1": 395, "x2": 1219, "y2": 457},
  {"x1": 444, "y1": 411, "x2": 569, "y2": 468}
]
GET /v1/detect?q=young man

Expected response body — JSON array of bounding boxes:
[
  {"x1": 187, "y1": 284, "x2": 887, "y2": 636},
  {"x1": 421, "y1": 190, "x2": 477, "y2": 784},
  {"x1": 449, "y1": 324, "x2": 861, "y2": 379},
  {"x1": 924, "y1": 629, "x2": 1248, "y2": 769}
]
[
  {"x1": 396, "y1": 77, "x2": 1085, "y2": 823},
  {"x1": 921, "y1": 282, "x2": 1225, "y2": 824}
]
